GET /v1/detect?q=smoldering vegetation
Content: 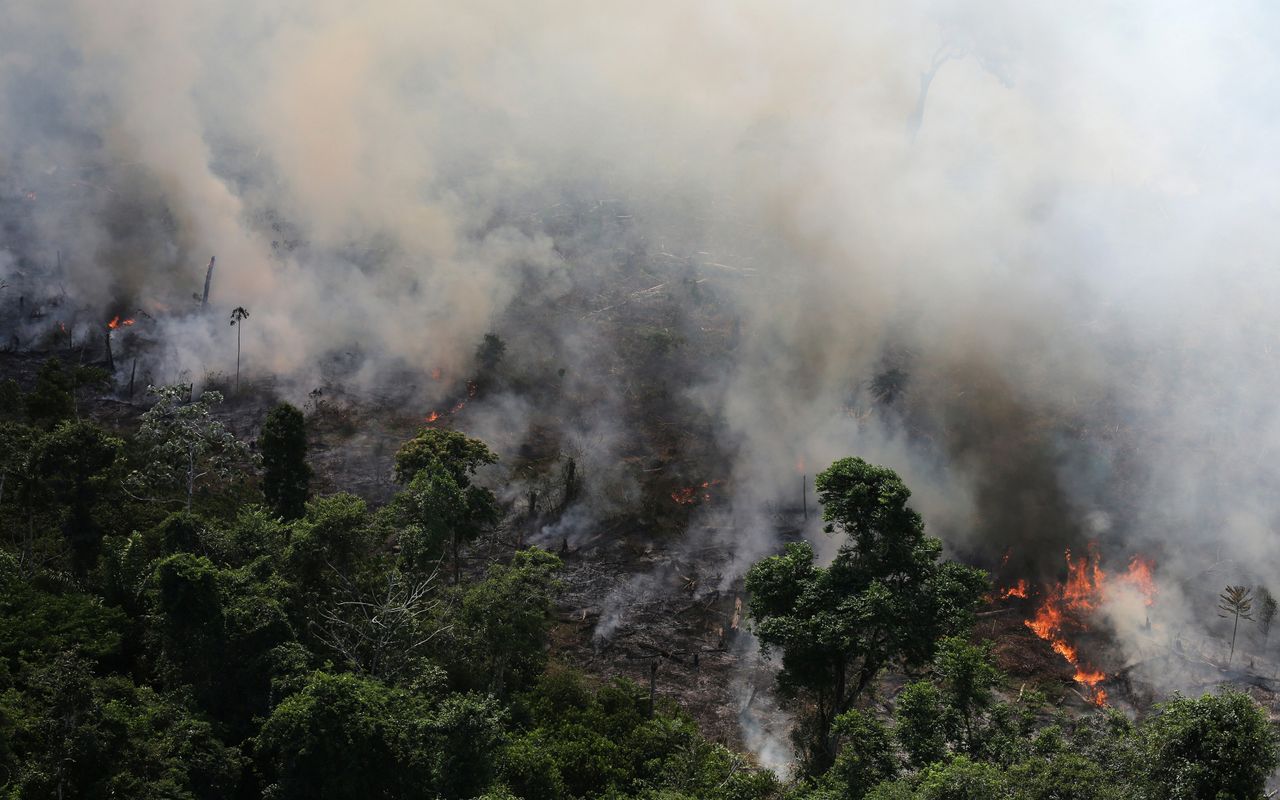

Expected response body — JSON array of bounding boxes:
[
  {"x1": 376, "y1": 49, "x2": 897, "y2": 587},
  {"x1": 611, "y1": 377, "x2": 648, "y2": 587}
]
[{"x1": 3, "y1": 0, "x2": 1280, "y2": 725}]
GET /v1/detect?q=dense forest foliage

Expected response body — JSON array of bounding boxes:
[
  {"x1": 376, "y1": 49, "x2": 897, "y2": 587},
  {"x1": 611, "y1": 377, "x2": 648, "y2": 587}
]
[{"x1": 0, "y1": 358, "x2": 1276, "y2": 799}]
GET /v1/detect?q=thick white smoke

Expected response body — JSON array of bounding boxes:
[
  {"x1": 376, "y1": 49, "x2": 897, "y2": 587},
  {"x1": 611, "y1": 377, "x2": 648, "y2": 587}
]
[{"x1": 4, "y1": 0, "x2": 1280, "y2": 733}]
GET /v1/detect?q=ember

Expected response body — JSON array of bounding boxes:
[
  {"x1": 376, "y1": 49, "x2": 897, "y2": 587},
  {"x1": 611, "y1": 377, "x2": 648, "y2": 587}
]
[{"x1": 671, "y1": 479, "x2": 724, "y2": 505}]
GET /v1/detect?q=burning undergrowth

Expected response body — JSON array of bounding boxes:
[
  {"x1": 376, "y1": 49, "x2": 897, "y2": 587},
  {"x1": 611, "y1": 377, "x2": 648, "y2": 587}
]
[{"x1": 1007, "y1": 547, "x2": 1157, "y2": 706}]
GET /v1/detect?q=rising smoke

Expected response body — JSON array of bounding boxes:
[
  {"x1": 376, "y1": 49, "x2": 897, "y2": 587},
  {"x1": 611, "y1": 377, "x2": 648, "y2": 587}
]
[{"x1": 3, "y1": 0, "x2": 1280, "y2": 712}]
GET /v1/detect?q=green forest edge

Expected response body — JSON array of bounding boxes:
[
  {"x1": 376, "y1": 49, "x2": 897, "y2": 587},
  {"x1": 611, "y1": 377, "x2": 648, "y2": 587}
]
[{"x1": 0, "y1": 357, "x2": 1276, "y2": 800}]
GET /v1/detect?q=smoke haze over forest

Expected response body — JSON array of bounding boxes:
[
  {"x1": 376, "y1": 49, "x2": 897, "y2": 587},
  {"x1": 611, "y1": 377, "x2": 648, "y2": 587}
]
[{"x1": 5, "y1": 1, "x2": 1280, "y2": 697}]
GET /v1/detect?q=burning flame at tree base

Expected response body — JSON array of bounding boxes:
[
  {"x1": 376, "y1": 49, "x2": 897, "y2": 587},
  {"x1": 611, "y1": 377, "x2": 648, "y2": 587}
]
[{"x1": 1013, "y1": 547, "x2": 1155, "y2": 706}]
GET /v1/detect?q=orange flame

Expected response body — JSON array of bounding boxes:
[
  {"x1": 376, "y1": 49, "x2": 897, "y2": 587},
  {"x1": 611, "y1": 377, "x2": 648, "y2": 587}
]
[
  {"x1": 1021, "y1": 548, "x2": 1157, "y2": 706},
  {"x1": 424, "y1": 381, "x2": 479, "y2": 425},
  {"x1": 671, "y1": 479, "x2": 724, "y2": 505},
  {"x1": 106, "y1": 316, "x2": 135, "y2": 330},
  {"x1": 1123, "y1": 556, "x2": 1156, "y2": 606},
  {"x1": 999, "y1": 579, "x2": 1029, "y2": 600}
]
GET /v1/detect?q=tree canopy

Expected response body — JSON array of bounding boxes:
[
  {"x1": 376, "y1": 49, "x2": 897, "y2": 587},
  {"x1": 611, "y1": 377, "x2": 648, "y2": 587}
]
[{"x1": 747, "y1": 457, "x2": 988, "y2": 771}]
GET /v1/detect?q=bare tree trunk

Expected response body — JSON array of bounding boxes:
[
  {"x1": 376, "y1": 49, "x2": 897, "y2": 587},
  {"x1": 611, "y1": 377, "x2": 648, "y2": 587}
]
[
  {"x1": 1229, "y1": 611, "x2": 1241, "y2": 667},
  {"x1": 201, "y1": 256, "x2": 216, "y2": 308},
  {"x1": 235, "y1": 323, "x2": 241, "y2": 393}
]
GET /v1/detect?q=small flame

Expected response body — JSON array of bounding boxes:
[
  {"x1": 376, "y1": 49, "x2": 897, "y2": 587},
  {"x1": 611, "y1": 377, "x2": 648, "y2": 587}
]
[
  {"x1": 431, "y1": 367, "x2": 443, "y2": 381},
  {"x1": 999, "y1": 579, "x2": 1029, "y2": 599},
  {"x1": 424, "y1": 381, "x2": 478, "y2": 425},
  {"x1": 106, "y1": 316, "x2": 135, "y2": 330},
  {"x1": 671, "y1": 479, "x2": 724, "y2": 505}
]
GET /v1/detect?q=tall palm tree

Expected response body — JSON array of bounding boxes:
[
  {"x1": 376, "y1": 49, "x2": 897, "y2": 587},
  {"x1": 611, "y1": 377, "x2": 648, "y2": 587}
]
[
  {"x1": 229, "y1": 306, "x2": 250, "y2": 393},
  {"x1": 1218, "y1": 585, "x2": 1254, "y2": 668}
]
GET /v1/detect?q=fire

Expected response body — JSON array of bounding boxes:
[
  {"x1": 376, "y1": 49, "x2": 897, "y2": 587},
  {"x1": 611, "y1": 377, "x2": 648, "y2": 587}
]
[
  {"x1": 999, "y1": 579, "x2": 1028, "y2": 600},
  {"x1": 431, "y1": 367, "x2": 443, "y2": 380},
  {"x1": 106, "y1": 316, "x2": 135, "y2": 330},
  {"x1": 424, "y1": 380, "x2": 478, "y2": 425},
  {"x1": 671, "y1": 479, "x2": 724, "y2": 505},
  {"x1": 1123, "y1": 556, "x2": 1156, "y2": 606},
  {"x1": 1021, "y1": 547, "x2": 1157, "y2": 706}
]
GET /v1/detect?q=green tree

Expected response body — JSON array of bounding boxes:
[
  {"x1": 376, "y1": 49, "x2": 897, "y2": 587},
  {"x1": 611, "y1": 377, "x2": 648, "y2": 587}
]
[
  {"x1": 32, "y1": 420, "x2": 123, "y2": 573},
  {"x1": 148, "y1": 551, "x2": 295, "y2": 733},
  {"x1": 24, "y1": 357, "x2": 75, "y2": 428},
  {"x1": 933, "y1": 637, "x2": 1000, "y2": 755},
  {"x1": 23, "y1": 357, "x2": 110, "y2": 429},
  {"x1": 745, "y1": 458, "x2": 987, "y2": 772},
  {"x1": 285, "y1": 493, "x2": 382, "y2": 604},
  {"x1": 1138, "y1": 689, "x2": 1278, "y2": 800},
  {"x1": 423, "y1": 692, "x2": 509, "y2": 799},
  {"x1": 394, "y1": 427, "x2": 499, "y2": 485},
  {"x1": 894, "y1": 682, "x2": 947, "y2": 769},
  {"x1": 391, "y1": 429, "x2": 500, "y2": 582},
  {"x1": 0, "y1": 551, "x2": 126, "y2": 678},
  {"x1": 0, "y1": 655, "x2": 241, "y2": 799},
  {"x1": 445, "y1": 548, "x2": 562, "y2": 695},
  {"x1": 131, "y1": 384, "x2": 254, "y2": 511},
  {"x1": 150, "y1": 553, "x2": 225, "y2": 693},
  {"x1": 0, "y1": 377, "x2": 22, "y2": 421},
  {"x1": 260, "y1": 402, "x2": 311, "y2": 520},
  {"x1": 901, "y1": 756, "x2": 1005, "y2": 800},
  {"x1": 822, "y1": 709, "x2": 898, "y2": 799},
  {"x1": 256, "y1": 671, "x2": 423, "y2": 799},
  {"x1": 0, "y1": 422, "x2": 46, "y2": 565},
  {"x1": 1217, "y1": 585, "x2": 1253, "y2": 667}
]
